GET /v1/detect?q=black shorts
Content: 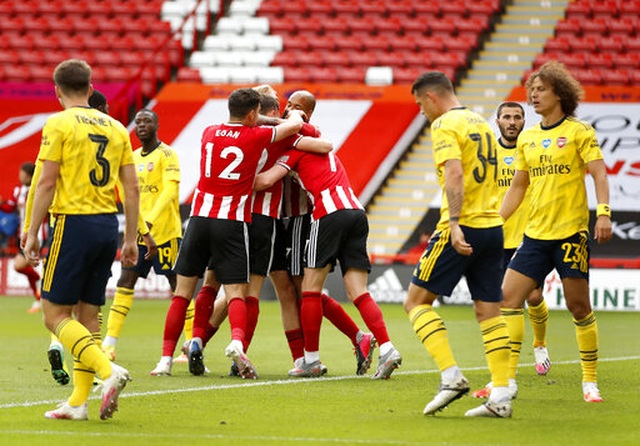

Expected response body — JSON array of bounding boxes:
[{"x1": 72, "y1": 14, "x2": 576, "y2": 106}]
[
  {"x1": 174, "y1": 217, "x2": 249, "y2": 284},
  {"x1": 411, "y1": 225, "x2": 504, "y2": 303},
  {"x1": 123, "y1": 238, "x2": 180, "y2": 278},
  {"x1": 270, "y1": 218, "x2": 289, "y2": 272},
  {"x1": 42, "y1": 214, "x2": 118, "y2": 306},
  {"x1": 508, "y1": 232, "x2": 590, "y2": 286},
  {"x1": 248, "y1": 213, "x2": 276, "y2": 276},
  {"x1": 306, "y1": 209, "x2": 371, "y2": 275}
]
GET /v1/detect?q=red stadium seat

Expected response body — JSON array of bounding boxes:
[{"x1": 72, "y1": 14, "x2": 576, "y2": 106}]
[
  {"x1": 554, "y1": 19, "x2": 582, "y2": 38},
  {"x1": 466, "y1": 2, "x2": 497, "y2": 16},
  {"x1": 331, "y1": 0, "x2": 361, "y2": 18},
  {"x1": 60, "y1": 1, "x2": 91, "y2": 19},
  {"x1": 580, "y1": 18, "x2": 608, "y2": 37},
  {"x1": 445, "y1": 36, "x2": 475, "y2": 52},
  {"x1": 176, "y1": 66, "x2": 202, "y2": 82},
  {"x1": 335, "y1": 35, "x2": 364, "y2": 52},
  {"x1": 308, "y1": 35, "x2": 337, "y2": 52},
  {"x1": 306, "y1": 1, "x2": 334, "y2": 19},
  {"x1": 93, "y1": 51, "x2": 122, "y2": 68},
  {"x1": 28, "y1": 65, "x2": 56, "y2": 83},
  {"x1": 428, "y1": 17, "x2": 457, "y2": 36},
  {"x1": 393, "y1": 67, "x2": 423, "y2": 85},
  {"x1": 387, "y1": 1, "x2": 415, "y2": 18},
  {"x1": 0, "y1": 50, "x2": 19, "y2": 66},
  {"x1": 390, "y1": 35, "x2": 418, "y2": 52},
  {"x1": 295, "y1": 51, "x2": 324, "y2": 67},
  {"x1": 365, "y1": 36, "x2": 392, "y2": 52},
  {"x1": 269, "y1": 18, "x2": 296, "y2": 35},
  {"x1": 401, "y1": 16, "x2": 431, "y2": 36},
  {"x1": 624, "y1": 37, "x2": 640, "y2": 52},
  {"x1": 614, "y1": 53, "x2": 640, "y2": 69},
  {"x1": 416, "y1": 36, "x2": 446, "y2": 52},
  {"x1": 376, "y1": 52, "x2": 406, "y2": 68},
  {"x1": 430, "y1": 52, "x2": 465, "y2": 69},
  {"x1": 570, "y1": 36, "x2": 599, "y2": 53},
  {"x1": 295, "y1": 18, "x2": 324, "y2": 36},
  {"x1": 282, "y1": 34, "x2": 311, "y2": 52},
  {"x1": 336, "y1": 66, "x2": 366, "y2": 83},
  {"x1": 360, "y1": 2, "x2": 387, "y2": 16},
  {"x1": 2, "y1": 65, "x2": 31, "y2": 82},
  {"x1": 457, "y1": 16, "x2": 489, "y2": 34},
  {"x1": 597, "y1": 36, "x2": 624, "y2": 54},
  {"x1": 412, "y1": 2, "x2": 441, "y2": 16},
  {"x1": 573, "y1": 69, "x2": 602, "y2": 86},
  {"x1": 349, "y1": 18, "x2": 375, "y2": 36},
  {"x1": 607, "y1": 18, "x2": 636, "y2": 37},
  {"x1": 374, "y1": 16, "x2": 402, "y2": 36},
  {"x1": 565, "y1": 1, "x2": 592, "y2": 20},
  {"x1": 601, "y1": 69, "x2": 629, "y2": 86},
  {"x1": 284, "y1": 67, "x2": 313, "y2": 83},
  {"x1": 321, "y1": 50, "x2": 347, "y2": 67},
  {"x1": 404, "y1": 52, "x2": 430, "y2": 69},
  {"x1": 309, "y1": 67, "x2": 339, "y2": 83},
  {"x1": 322, "y1": 17, "x2": 349, "y2": 36},
  {"x1": 544, "y1": 37, "x2": 570, "y2": 53},
  {"x1": 257, "y1": 1, "x2": 284, "y2": 18},
  {"x1": 271, "y1": 52, "x2": 298, "y2": 67},
  {"x1": 440, "y1": 1, "x2": 467, "y2": 19},
  {"x1": 618, "y1": 0, "x2": 640, "y2": 15},
  {"x1": 348, "y1": 51, "x2": 377, "y2": 68},
  {"x1": 561, "y1": 52, "x2": 587, "y2": 69},
  {"x1": 591, "y1": 1, "x2": 619, "y2": 19}
]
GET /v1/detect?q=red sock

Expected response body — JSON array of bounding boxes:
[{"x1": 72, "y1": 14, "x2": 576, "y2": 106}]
[
  {"x1": 193, "y1": 286, "x2": 217, "y2": 340},
  {"x1": 243, "y1": 296, "x2": 260, "y2": 352},
  {"x1": 162, "y1": 296, "x2": 190, "y2": 356},
  {"x1": 227, "y1": 297, "x2": 247, "y2": 343},
  {"x1": 301, "y1": 291, "x2": 323, "y2": 352},
  {"x1": 322, "y1": 293, "x2": 359, "y2": 344},
  {"x1": 17, "y1": 265, "x2": 40, "y2": 298},
  {"x1": 285, "y1": 328, "x2": 305, "y2": 362},
  {"x1": 353, "y1": 292, "x2": 390, "y2": 345}
]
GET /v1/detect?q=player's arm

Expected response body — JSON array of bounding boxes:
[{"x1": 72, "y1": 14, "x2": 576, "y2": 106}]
[
  {"x1": 500, "y1": 169, "x2": 529, "y2": 221},
  {"x1": 444, "y1": 159, "x2": 472, "y2": 256},
  {"x1": 254, "y1": 164, "x2": 289, "y2": 191},
  {"x1": 273, "y1": 110, "x2": 304, "y2": 142},
  {"x1": 587, "y1": 158, "x2": 612, "y2": 244},
  {"x1": 257, "y1": 115, "x2": 283, "y2": 126},
  {"x1": 145, "y1": 180, "x2": 178, "y2": 227},
  {"x1": 118, "y1": 163, "x2": 140, "y2": 268},
  {"x1": 294, "y1": 136, "x2": 333, "y2": 154},
  {"x1": 23, "y1": 160, "x2": 57, "y2": 264}
]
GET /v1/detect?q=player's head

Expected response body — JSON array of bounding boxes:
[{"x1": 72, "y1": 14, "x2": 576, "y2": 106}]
[
  {"x1": 19, "y1": 162, "x2": 35, "y2": 186},
  {"x1": 253, "y1": 84, "x2": 278, "y2": 100},
  {"x1": 525, "y1": 61, "x2": 583, "y2": 117},
  {"x1": 411, "y1": 71, "x2": 455, "y2": 122},
  {"x1": 53, "y1": 59, "x2": 92, "y2": 102},
  {"x1": 89, "y1": 89, "x2": 109, "y2": 114},
  {"x1": 495, "y1": 102, "x2": 525, "y2": 144},
  {"x1": 228, "y1": 88, "x2": 261, "y2": 124},
  {"x1": 259, "y1": 94, "x2": 281, "y2": 118},
  {"x1": 283, "y1": 90, "x2": 315, "y2": 121},
  {"x1": 134, "y1": 109, "x2": 159, "y2": 144}
]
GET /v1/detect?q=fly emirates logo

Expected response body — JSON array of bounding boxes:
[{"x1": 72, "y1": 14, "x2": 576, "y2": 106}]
[{"x1": 529, "y1": 153, "x2": 571, "y2": 178}]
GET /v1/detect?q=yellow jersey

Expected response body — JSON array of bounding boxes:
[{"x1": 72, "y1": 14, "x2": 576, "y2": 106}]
[
  {"x1": 37, "y1": 106, "x2": 133, "y2": 216},
  {"x1": 515, "y1": 116, "x2": 603, "y2": 240},
  {"x1": 431, "y1": 107, "x2": 503, "y2": 232},
  {"x1": 496, "y1": 139, "x2": 530, "y2": 249},
  {"x1": 134, "y1": 142, "x2": 182, "y2": 245}
]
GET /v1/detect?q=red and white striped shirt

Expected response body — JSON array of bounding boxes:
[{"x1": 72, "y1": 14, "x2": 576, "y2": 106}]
[
  {"x1": 281, "y1": 175, "x2": 312, "y2": 218},
  {"x1": 191, "y1": 123, "x2": 275, "y2": 222},
  {"x1": 276, "y1": 150, "x2": 363, "y2": 220}
]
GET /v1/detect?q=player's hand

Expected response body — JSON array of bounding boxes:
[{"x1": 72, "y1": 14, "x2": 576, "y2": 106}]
[
  {"x1": 450, "y1": 224, "x2": 473, "y2": 256},
  {"x1": 120, "y1": 240, "x2": 138, "y2": 268},
  {"x1": 287, "y1": 109, "x2": 308, "y2": 122},
  {"x1": 593, "y1": 216, "x2": 612, "y2": 244},
  {"x1": 23, "y1": 234, "x2": 41, "y2": 266},
  {"x1": 142, "y1": 232, "x2": 157, "y2": 260}
]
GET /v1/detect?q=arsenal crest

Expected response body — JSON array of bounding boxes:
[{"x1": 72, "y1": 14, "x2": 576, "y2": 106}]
[
  {"x1": 147, "y1": 162, "x2": 154, "y2": 171},
  {"x1": 557, "y1": 137, "x2": 567, "y2": 148}
]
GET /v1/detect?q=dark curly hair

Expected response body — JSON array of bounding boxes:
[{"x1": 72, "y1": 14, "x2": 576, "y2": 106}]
[{"x1": 525, "y1": 61, "x2": 584, "y2": 116}]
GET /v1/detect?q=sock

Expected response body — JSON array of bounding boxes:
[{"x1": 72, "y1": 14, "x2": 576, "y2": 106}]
[
  {"x1": 285, "y1": 328, "x2": 305, "y2": 362},
  {"x1": 501, "y1": 308, "x2": 525, "y2": 380},
  {"x1": 106, "y1": 287, "x2": 134, "y2": 340},
  {"x1": 183, "y1": 298, "x2": 195, "y2": 341},
  {"x1": 17, "y1": 264, "x2": 41, "y2": 298},
  {"x1": 321, "y1": 293, "x2": 359, "y2": 344},
  {"x1": 50, "y1": 332, "x2": 63, "y2": 349},
  {"x1": 301, "y1": 291, "x2": 323, "y2": 353},
  {"x1": 353, "y1": 292, "x2": 390, "y2": 345},
  {"x1": 527, "y1": 299, "x2": 549, "y2": 348},
  {"x1": 244, "y1": 296, "x2": 260, "y2": 352},
  {"x1": 201, "y1": 324, "x2": 219, "y2": 348},
  {"x1": 574, "y1": 311, "x2": 598, "y2": 383},
  {"x1": 408, "y1": 305, "x2": 456, "y2": 372},
  {"x1": 228, "y1": 297, "x2": 247, "y2": 343},
  {"x1": 56, "y1": 318, "x2": 111, "y2": 380},
  {"x1": 193, "y1": 286, "x2": 216, "y2": 340},
  {"x1": 480, "y1": 315, "x2": 511, "y2": 389},
  {"x1": 67, "y1": 358, "x2": 95, "y2": 407},
  {"x1": 162, "y1": 296, "x2": 190, "y2": 357}
]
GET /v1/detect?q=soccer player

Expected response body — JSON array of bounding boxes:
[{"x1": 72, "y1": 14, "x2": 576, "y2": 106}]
[
  {"x1": 472, "y1": 102, "x2": 551, "y2": 399},
  {"x1": 102, "y1": 109, "x2": 182, "y2": 361},
  {"x1": 405, "y1": 71, "x2": 512, "y2": 418},
  {"x1": 255, "y1": 92, "x2": 402, "y2": 380},
  {"x1": 500, "y1": 61, "x2": 612, "y2": 403},
  {"x1": 22, "y1": 59, "x2": 137, "y2": 420},
  {"x1": 0, "y1": 162, "x2": 46, "y2": 313},
  {"x1": 88, "y1": 89, "x2": 109, "y2": 114},
  {"x1": 150, "y1": 88, "x2": 308, "y2": 379}
]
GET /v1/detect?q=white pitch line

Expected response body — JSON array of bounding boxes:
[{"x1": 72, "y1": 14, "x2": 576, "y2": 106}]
[{"x1": 1, "y1": 355, "x2": 638, "y2": 411}]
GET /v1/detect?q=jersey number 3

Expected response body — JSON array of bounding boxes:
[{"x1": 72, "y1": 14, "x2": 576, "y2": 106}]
[{"x1": 89, "y1": 134, "x2": 110, "y2": 187}]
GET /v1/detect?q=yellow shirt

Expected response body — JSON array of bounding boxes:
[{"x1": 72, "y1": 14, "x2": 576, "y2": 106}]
[
  {"x1": 37, "y1": 106, "x2": 133, "y2": 215},
  {"x1": 431, "y1": 107, "x2": 503, "y2": 231},
  {"x1": 134, "y1": 142, "x2": 182, "y2": 245},
  {"x1": 515, "y1": 116, "x2": 603, "y2": 240},
  {"x1": 496, "y1": 139, "x2": 530, "y2": 249}
]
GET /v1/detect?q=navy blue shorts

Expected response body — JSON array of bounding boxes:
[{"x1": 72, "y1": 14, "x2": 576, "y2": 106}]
[
  {"x1": 123, "y1": 238, "x2": 180, "y2": 278},
  {"x1": 248, "y1": 213, "x2": 275, "y2": 276},
  {"x1": 307, "y1": 209, "x2": 371, "y2": 275},
  {"x1": 42, "y1": 214, "x2": 118, "y2": 306},
  {"x1": 411, "y1": 225, "x2": 504, "y2": 302},
  {"x1": 508, "y1": 232, "x2": 590, "y2": 286},
  {"x1": 174, "y1": 217, "x2": 249, "y2": 284}
]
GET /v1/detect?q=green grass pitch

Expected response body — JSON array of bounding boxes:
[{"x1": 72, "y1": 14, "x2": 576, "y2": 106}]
[{"x1": 1, "y1": 295, "x2": 638, "y2": 445}]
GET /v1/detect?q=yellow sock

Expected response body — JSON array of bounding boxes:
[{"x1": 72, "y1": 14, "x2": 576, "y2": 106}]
[
  {"x1": 480, "y1": 315, "x2": 511, "y2": 388},
  {"x1": 501, "y1": 308, "x2": 525, "y2": 380},
  {"x1": 106, "y1": 287, "x2": 134, "y2": 339},
  {"x1": 527, "y1": 300, "x2": 548, "y2": 348},
  {"x1": 56, "y1": 318, "x2": 111, "y2": 380},
  {"x1": 67, "y1": 359, "x2": 95, "y2": 407},
  {"x1": 183, "y1": 299, "x2": 195, "y2": 341},
  {"x1": 408, "y1": 304, "x2": 456, "y2": 371},
  {"x1": 574, "y1": 311, "x2": 598, "y2": 383}
]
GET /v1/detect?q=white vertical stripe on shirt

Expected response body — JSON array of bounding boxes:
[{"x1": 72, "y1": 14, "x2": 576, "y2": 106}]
[
  {"x1": 321, "y1": 189, "x2": 337, "y2": 214},
  {"x1": 218, "y1": 196, "x2": 232, "y2": 219},
  {"x1": 236, "y1": 194, "x2": 248, "y2": 220},
  {"x1": 200, "y1": 191, "x2": 214, "y2": 217},
  {"x1": 336, "y1": 185, "x2": 352, "y2": 209}
]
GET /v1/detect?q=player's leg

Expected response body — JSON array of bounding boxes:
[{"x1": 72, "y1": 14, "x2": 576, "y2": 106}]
[
  {"x1": 526, "y1": 287, "x2": 551, "y2": 375},
  {"x1": 103, "y1": 268, "x2": 139, "y2": 360}
]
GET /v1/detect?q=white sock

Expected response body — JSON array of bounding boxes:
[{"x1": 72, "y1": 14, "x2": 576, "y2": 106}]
[
  {"x1": 441, "y1": 365, "x2": 461, "y2": 383},
  {"x1": 304, "y1": 351, "x2": 320, "y2": 363}
]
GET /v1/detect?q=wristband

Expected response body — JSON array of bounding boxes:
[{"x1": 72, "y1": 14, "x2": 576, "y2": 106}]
[
  {"x1": 596, "y1": 203, "x2": 611, "y2": 218},
  {"x1": 449, "y1": 216, "x2": 460, "y2": 223}
]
